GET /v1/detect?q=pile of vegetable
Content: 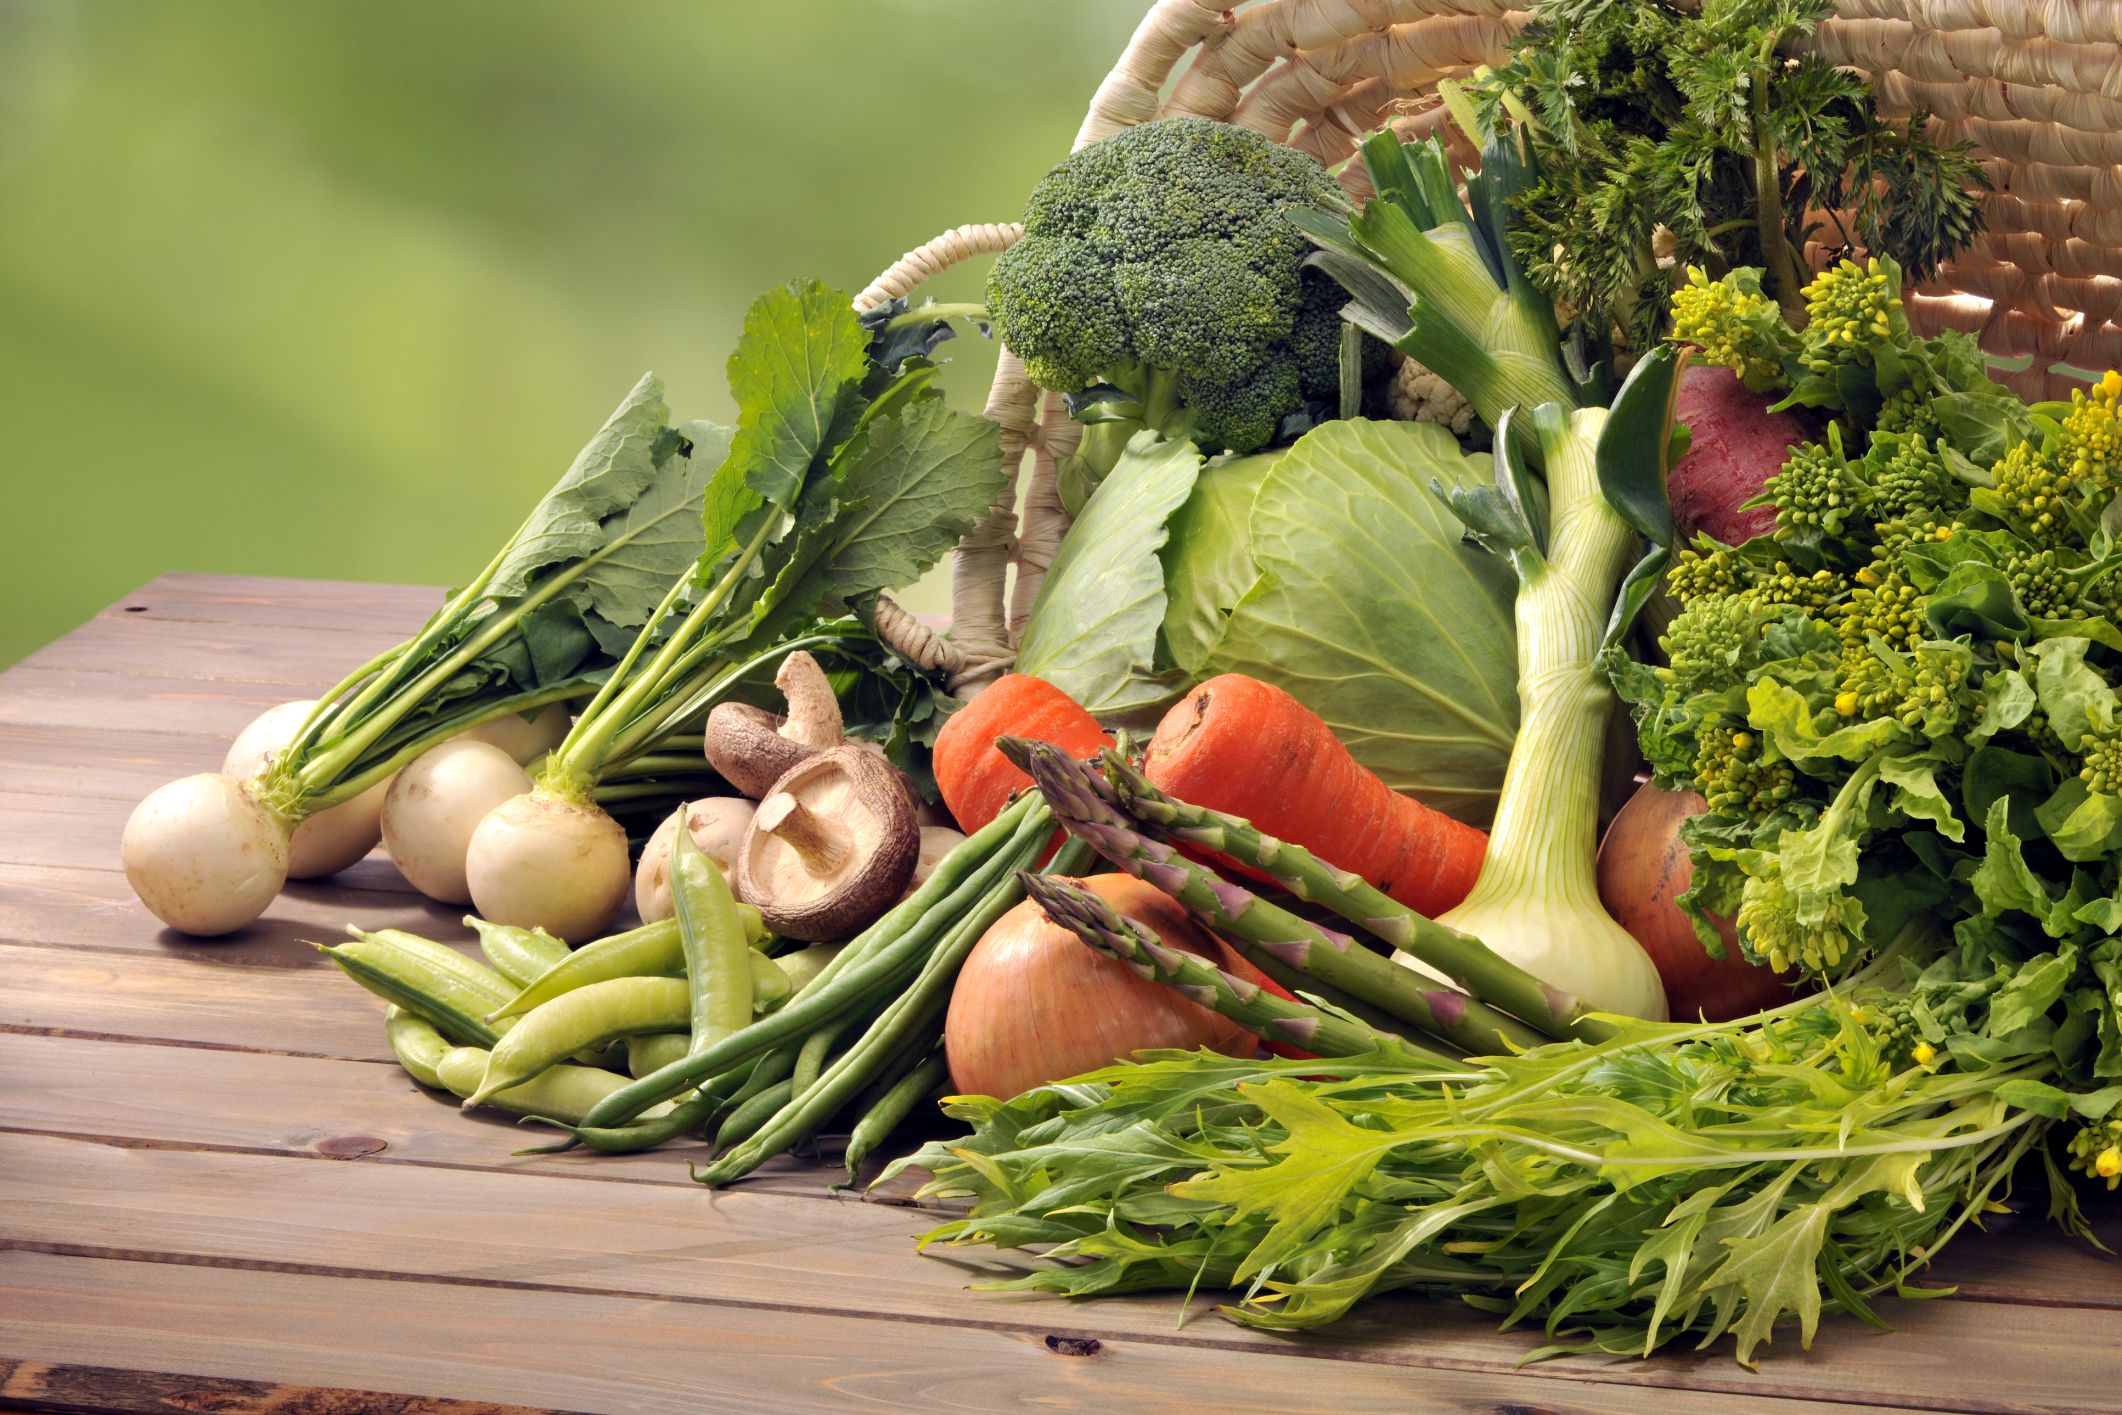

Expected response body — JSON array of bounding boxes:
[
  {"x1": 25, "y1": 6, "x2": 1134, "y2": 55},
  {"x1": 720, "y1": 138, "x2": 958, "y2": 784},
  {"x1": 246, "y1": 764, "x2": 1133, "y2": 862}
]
[{"x1": 117, "y1": 0, "x2": 2122, "y2": 1369}]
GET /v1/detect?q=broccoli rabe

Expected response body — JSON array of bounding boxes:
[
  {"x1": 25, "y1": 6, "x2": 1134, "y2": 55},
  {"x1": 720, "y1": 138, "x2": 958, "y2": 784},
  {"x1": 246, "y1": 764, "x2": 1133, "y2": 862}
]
[
  {"x1": 2067, "y1": 1107, "x2": 2122, "y2": 1190},
  {"x1": 987, "y1": 117, "x2": 1375, "y2": 494}
]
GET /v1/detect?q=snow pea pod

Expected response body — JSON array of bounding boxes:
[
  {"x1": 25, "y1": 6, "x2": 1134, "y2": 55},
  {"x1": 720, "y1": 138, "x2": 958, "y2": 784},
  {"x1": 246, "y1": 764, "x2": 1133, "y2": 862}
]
[
  {"x1": 627, "y1": 1031, "x2": 690, "y2": 1079},
  {"x1": 465, "y1": 976, "x2": 691, "y2": 1108},
  {"x1": 436, "y1": 1046, "x2": 676, "y2": 1126},
  {"x1": 319, "y1": 935, "x2": 505, "y2": 1048},
  {"x1": 383, "y1": 1005, "x2": 451, "y2": 1089},
  {"x1": 489, "y1": 918, "x2": 682, "y2": 1021},
  {"x1": 671, "y1": 823, "x2": 753, "y2": 1056},
  {"x1": 467, "y1": 916, "x2": 571, "y2": 988}
]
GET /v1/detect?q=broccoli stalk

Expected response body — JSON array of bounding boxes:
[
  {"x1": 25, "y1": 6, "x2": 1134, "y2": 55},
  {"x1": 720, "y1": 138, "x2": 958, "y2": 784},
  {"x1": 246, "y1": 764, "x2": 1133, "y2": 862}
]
[{"x1": 985, "y1": 117, "x2": 1376, "y2": 507}]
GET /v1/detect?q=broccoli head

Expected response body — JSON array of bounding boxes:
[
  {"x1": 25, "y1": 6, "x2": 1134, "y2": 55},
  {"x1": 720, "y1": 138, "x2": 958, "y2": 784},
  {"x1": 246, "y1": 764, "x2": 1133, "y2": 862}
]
[{"x1": 988, "y1": 117, "x2": 1356, "y2": 465}]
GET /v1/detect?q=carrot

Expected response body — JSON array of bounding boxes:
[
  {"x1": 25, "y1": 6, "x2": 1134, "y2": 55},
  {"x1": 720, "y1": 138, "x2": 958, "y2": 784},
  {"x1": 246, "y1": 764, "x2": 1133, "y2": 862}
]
[
  {"x1": 934, "y1": 674, "x2": 1110, "y2": 833},
  {"x1": 1145, "y1": 674, "x2": 1486, "y2": 917}
]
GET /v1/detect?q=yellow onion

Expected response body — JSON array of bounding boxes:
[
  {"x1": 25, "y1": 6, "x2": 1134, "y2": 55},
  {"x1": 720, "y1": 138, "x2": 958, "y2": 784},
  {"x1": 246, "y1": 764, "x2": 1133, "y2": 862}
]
[
  {"x1": 1596, "y1": 782, "x2": 1799, "y2": 1022},
  {"x1": 945, "y1": 874, "x2": 1255, "y2": 1099}
]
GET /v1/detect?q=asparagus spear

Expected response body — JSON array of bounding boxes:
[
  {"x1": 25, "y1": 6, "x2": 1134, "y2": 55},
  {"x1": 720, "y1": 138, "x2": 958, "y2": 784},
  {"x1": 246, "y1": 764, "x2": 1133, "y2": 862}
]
[
  {"x1": 1098, "y1": 751, "x2": 1617, "y2": 1044},
  {"x1": 1020, "y1": 874, "x2": 1446, "y2": 1064},
  {"x1": 1003, "y1": 739, "x2": 1546, "y2": 1056}
]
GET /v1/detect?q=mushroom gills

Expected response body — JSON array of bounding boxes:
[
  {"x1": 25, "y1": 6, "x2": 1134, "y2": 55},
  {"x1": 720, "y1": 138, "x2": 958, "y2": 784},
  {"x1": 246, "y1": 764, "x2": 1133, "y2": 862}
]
[{"x1": 736, "y1": 746, "x2": 917, "y2": 942}]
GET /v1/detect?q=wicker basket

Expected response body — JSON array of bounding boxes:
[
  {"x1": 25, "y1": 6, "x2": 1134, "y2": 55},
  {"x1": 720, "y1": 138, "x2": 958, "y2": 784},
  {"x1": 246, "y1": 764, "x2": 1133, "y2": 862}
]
[{"x1": 858, "y1": 0, "x2": 2122, "y2": 696}]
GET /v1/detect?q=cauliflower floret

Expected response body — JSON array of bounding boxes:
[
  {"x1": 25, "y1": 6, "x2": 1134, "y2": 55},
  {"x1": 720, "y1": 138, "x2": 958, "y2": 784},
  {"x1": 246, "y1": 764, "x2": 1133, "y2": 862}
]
[{"x1": 1383, "y1": 352, "x2": 1475, "y2": 436}]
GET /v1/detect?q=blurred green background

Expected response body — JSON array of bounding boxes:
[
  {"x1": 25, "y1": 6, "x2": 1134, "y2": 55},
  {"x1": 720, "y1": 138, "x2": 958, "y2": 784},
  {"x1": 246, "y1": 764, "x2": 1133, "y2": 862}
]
[{"x1": 0, "y1": 0, "x2": 1146, "y2": 666}]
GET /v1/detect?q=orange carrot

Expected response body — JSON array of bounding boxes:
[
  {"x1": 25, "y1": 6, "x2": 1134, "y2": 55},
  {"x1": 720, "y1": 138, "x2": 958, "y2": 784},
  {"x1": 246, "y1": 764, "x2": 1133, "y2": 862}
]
[
  {"x1": 1145, "y1": 674, "x2": 1486, "y2": 917},
  {"x1": 934, "y1": 674, "x2": 1110, "y2": 833}
]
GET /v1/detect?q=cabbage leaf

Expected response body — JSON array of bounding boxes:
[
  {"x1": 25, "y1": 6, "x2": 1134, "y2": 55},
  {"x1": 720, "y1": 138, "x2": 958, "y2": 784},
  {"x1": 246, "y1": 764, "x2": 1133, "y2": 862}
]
[{"x1": 1195, "y1": 419, "x2": 1518, "y2": 825}]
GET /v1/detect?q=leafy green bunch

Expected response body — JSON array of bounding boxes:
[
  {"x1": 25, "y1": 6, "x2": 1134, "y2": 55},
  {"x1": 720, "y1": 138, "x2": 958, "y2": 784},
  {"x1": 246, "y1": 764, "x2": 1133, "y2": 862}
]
[
  {"x1": 1615, "y1": 255, "x2": 2122, "y2": 1187},
  {"x1": 1469, "y1": 0, "x2": 1986, "y2": 352},
  {"x1": 892, "y1": 980, "x2": 2068, "y2": 1364}
]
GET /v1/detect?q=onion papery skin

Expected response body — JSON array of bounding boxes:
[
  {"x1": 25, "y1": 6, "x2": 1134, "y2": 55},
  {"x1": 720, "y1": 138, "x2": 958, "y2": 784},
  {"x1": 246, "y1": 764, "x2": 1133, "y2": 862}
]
[{"x1": 945, "y1": 874, "x2": 1255, "y2": 1100}]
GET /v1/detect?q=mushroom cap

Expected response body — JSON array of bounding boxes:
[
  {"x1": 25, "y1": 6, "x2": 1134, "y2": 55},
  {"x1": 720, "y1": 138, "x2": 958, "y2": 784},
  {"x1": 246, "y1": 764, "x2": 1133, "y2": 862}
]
[
  {"x1": 704, "y1": 703, "x2": 816, "y2": 799},
  {"x1": 736, "y1": 746, "x2": 918, "y2": 942}
]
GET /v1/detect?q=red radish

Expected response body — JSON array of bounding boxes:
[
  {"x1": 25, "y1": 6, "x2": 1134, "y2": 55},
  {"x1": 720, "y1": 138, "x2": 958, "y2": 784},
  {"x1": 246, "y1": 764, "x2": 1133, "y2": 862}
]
[
  {"x1": 1146, "y1": 675, "x2": 1486, "y2": 917},
  {"x1": 945, "y1": 873, "x2": 1254, "y2": 1098},
  {"x1": 1667, "y1": 363, "x2": 1812, "y2": 544},
  {"x1": 933, "y1": 674, "x2": 1109, "y2": 833},
  {"x1": 1596, "y1": 782, "x2": 1798, "y2": 1021}
]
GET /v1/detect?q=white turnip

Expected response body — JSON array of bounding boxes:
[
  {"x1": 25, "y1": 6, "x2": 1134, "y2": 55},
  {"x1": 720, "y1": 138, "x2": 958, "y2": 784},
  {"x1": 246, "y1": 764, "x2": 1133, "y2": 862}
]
[
  {"x1": 121, "y1": 774, "x2": 290, "y2": 936},
  {"x1": 1667, "y1": 363, "x2": 1812, "y2": 545},
  {"x1": 457, "y1": 702, "x2": 571, "y2": 764},
  {"x1": 381, "y1": 740, "x2": 531, "y2": 904},
  {"x1": 465, "y1": 789, "x2": 631, "y2": 943},
  {"x1": 634, "y1": 797, "x2": 756, "y2": 922},
  {"x1": 223, "y1": 700, "x2": 387, "y2": 879}
]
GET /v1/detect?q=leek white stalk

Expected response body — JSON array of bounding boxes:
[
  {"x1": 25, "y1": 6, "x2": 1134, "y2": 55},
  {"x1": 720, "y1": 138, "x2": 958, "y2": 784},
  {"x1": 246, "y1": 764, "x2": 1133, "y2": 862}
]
[{"x1": 1405, "y1": 403, "x2": 1667, "y2": 1020}]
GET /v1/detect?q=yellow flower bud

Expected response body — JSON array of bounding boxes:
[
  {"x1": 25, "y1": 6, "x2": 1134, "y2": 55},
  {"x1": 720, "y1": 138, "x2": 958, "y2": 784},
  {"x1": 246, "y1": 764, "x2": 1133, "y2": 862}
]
[
  {"x1": 1731, "y1": 731, "x2": 1754, "y2": 750},
  {"x1": 1912, "y1": 1042, "x2": 1937, "y2": 1066},
  {"x1": 1835, "y1": 690, "x2": 1859, "y2": 716},
  {"x1": 2099, "y1": 1146, "x2": 2122, "y2": 1179},
  {"x1": 2100, "y1": 370, "x2": 2122, "y2": 401},
  {"x1": 1934, "y1": 525, "x2": 1953, "y2": 541}
]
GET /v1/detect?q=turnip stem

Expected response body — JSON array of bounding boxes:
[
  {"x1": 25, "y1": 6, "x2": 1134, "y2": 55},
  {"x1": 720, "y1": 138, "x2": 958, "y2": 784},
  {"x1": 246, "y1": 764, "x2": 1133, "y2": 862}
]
[
  {"x1": 292, "y1": 537, "x2": 624, "y2": 800},
  {"x1": 550, "y1": 512, "x2": 779, "y2": 794}
]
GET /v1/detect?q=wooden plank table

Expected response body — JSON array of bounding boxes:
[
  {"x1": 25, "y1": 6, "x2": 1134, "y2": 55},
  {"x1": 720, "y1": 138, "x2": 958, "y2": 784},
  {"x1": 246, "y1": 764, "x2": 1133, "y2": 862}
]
[{"x1": 4, "y1": 572, "x2": 2120, "y2": 1415}]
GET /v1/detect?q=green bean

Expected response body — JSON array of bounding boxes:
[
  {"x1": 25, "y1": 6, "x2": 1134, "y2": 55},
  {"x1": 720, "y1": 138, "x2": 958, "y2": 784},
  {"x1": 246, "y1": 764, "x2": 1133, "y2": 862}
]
[
  {"x1": 557, "y1": 1047, "x2": 795, "y2": 1155},
  {"x1": 712, "y1": 1077, "x2": 796, "y2": 1151},
  {"x1": 488, "y1": 918, "x2": 682, "y2": 1020},
  {"x1": 579, "y1": 795, "x2": 1053, "y2": 1130},
  {"x1": 791, "y1": 1020, "x2": 848, "y2": 1099},
  {"x1": 467, "y1": 916, "x2": 571, "y2": 987},
  {"x1": 436, "y1": 1046, "x2": 676, "y2": 1126},
  {"x1": 319, "y1": 936, "x2": 504, "y2": 1047},
  {"x1": 697, "y1": 833, "x2": 1095, "y2": 1186},
  {"x1": 627, "y1": 1031, "x2": 691, "y2": 1079},
  {"x1": 774, "y1": 943, "x2": 845, "y2": 997},
  {"x1": 465, "y1": 976, "x2": 691, "y2": 1108},
  {"x1": 671, "y1": 824, "x2": 752, "y2": 1056},
  {"x1": 691, "y1": 840, "x2": 1053, "y2": 1185},
  {"x1": 842, "y1": 1051, "x2": 950, "y2": 1182},
  {"x1": 383, "y1": 1006, "x2": 451, "y2": 1089}
]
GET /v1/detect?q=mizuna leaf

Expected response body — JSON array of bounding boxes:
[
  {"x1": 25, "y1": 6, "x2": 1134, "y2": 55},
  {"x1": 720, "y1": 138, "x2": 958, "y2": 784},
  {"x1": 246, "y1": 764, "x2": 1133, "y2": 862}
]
[
  {"x1": 1704, "y1": 1201, "x2": 1831, "y2": 1366},
  {"x1": 1168, "y1": 1080, "x2": 1402, "y2": 1282}
]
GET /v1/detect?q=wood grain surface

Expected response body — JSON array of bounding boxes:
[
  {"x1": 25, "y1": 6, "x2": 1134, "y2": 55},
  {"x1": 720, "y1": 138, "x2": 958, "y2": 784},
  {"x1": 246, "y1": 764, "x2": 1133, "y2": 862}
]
[{"x1": 2, "y1": 574, "x2": 2118, "y2": 1415}]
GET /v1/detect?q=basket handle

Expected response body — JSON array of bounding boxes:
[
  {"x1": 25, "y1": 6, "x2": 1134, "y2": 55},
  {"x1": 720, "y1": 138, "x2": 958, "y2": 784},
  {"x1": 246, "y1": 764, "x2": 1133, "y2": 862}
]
[
  {"x1": 854, "y1": 222, "x2": 1022, "y2": 313},
  {"x1": 854, "y1": 222, "x2": 1027, "y2": 693}
]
